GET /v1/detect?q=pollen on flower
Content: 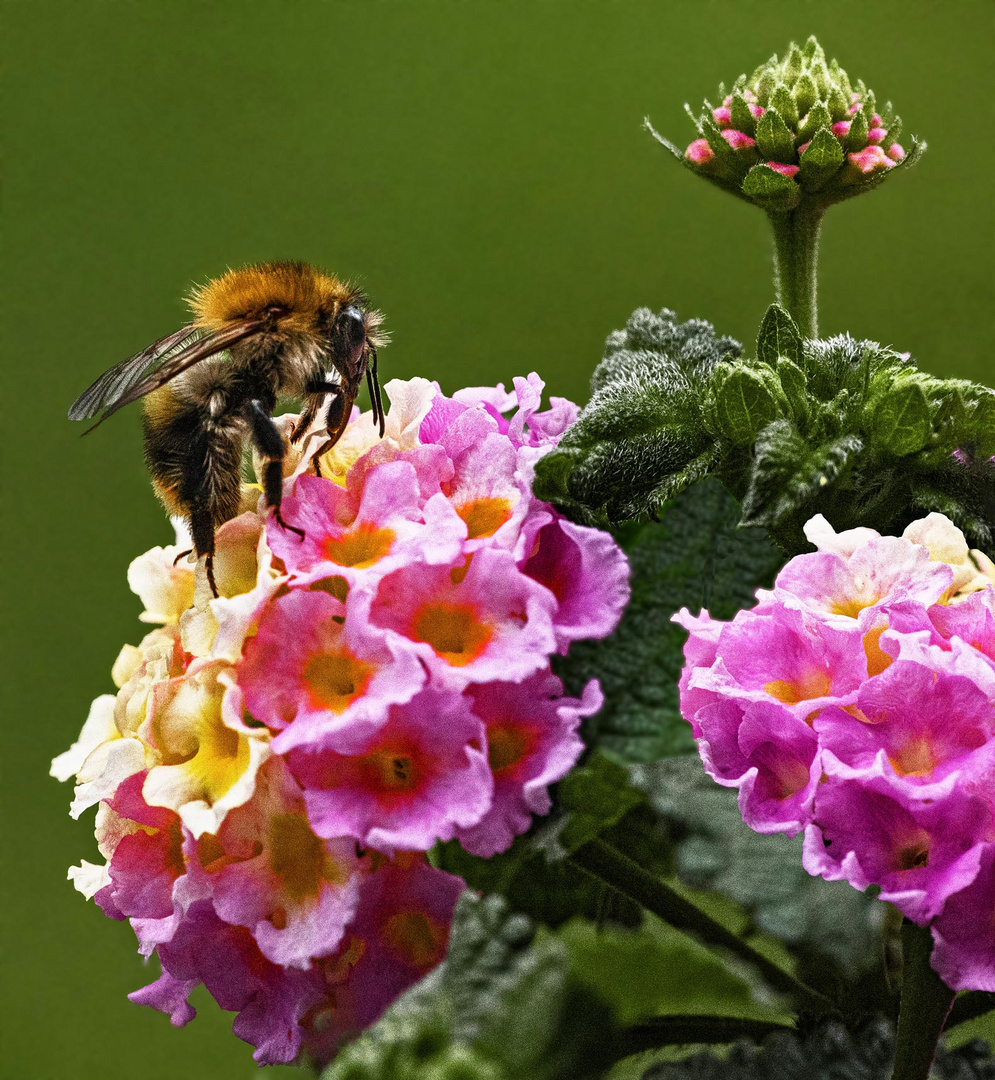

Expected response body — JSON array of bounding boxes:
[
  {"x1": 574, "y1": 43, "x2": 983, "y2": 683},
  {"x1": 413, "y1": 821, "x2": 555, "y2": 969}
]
[
  {"x1": 54, "y1": 373, "x2": 630, "y2": 1062},
  {"x1": 323, "y1": 522, "x2": 396, "y2": 568},
  {"x1": 456, "y1": 496, "x2": 513, "y2": 540},
  {"x1": 411, "y1": 602, "x2": 493, "y2": 666},
  {"x1": 304, "y1": 652, "x2": 375, "y2": 712},
  {"x1": 381, "y1": 910, "x2": 446, "y2": 970}
]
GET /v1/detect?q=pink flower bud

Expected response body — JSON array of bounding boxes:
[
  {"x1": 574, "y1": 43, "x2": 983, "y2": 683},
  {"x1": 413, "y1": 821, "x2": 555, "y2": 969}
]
[
  {"x1": 720, "y1": 129, "x2": 756, "y2": 150},
  {"x1": 797, "y1": 140, "x2": 811, "y2": 156},
  {"x1": 887, "y1": 143, "x2": 905, "y2": 162},
  {"x1": 848, "y1": 145, "x2": 895, "y2": 173},
  {"x1": 768, "y1": 162, "x2": 800, "y2": 177},
  {"x1": 712, "y1": 106, "x2": 732, "y2": 128},
  {"x1": 867, "y1": 127, "x2": 887, "y2": 144},
  {"x1": 832, "y1": 120, "x2": 852, "y2": 138},
  {"x1": 685, "y1": 138, "x2": 715, "y2": 165},
  {"x1": 749, "y1": 103, "x2": 765, "y2": 119},
  {"x1": 847, "y1": 101, "x2": 862, "y2": 116},
  {"x1": 871, "y1": 113, "x2": 883, "y2": 127}
]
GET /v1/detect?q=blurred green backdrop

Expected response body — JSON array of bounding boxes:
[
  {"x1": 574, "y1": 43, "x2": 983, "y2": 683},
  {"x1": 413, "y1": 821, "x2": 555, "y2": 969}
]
[{"x1": 3, "y1": 2, "x2": 991, "y2": 1077}]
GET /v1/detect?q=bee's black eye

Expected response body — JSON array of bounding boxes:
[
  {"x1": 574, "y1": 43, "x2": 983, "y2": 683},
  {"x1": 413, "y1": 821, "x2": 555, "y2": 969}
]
[{"x1": 338, "y1": 306, "x2": 367, "y2": 350}]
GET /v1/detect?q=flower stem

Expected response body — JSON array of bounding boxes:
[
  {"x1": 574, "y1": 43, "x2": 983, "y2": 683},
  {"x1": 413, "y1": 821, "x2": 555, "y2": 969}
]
[
  {"x1": 890, "y1": 920, "x2": 956, "y2": 1080},
  {"x1": 769, "y1": 203, "x2": 824, "y2": 339},
  {"x1": 569, "y1": 838, "x2": 835, "y2": 1017}
]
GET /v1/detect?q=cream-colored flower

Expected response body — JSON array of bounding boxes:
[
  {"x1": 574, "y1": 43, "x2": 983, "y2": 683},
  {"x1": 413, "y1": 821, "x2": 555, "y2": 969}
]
[
  {"x1": 903, "y1": 512, "x2": 995, "y2": 601},
  {"x1": 140, "y1": 661, "x2": 270, "y2": 837},
  {"x1": 127, "y1": 544, "x2": 195, "y2": 624}
]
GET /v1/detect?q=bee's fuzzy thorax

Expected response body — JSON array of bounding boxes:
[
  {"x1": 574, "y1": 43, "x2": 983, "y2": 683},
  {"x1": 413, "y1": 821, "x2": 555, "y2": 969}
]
[{"x1": 189, "y1": 261, "x2": 361, "y2": 330}]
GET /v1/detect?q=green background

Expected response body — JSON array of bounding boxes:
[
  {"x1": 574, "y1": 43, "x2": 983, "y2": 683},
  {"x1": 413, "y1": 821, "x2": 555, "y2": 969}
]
[{"x1": 3, "y1": 2, "x2": 991, "y2": 1077}]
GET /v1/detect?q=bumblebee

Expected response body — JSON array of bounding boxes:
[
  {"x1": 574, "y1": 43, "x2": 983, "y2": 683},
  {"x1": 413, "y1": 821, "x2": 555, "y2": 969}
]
[{"x1": 69, "y1": 261, "x2": 387, "y2": 595}]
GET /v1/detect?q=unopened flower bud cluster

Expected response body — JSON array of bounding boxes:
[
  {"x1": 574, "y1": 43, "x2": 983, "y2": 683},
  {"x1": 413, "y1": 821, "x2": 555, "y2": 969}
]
[{"x1": 681, "y1": 37, "x2": 912, "y2": 208}]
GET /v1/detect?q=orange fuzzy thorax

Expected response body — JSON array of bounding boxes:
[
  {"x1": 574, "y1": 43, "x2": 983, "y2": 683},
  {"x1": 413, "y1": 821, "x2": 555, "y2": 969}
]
[{"x1": 188, "y1": 261, "x2": 358, "y2": 331}]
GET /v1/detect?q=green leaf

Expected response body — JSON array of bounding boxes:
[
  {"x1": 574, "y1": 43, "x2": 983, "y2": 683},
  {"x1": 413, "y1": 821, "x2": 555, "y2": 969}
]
[
  {"x1": 739, "y1": 421, "x2": 865, "y2": 538},
  {"x1": 559, "y1": 919, "x2": 778, "y2": 1028},
  {"x1": 866, "y1": 378, "x2": 932, "y2": 456},
  {"x1": 797, "y1": 101, "x2": 831, "y2": 141},
  {"x1": 740, "y1": 163, "x2": 801, "y2": 211},
  {"x1": 969, "y1": 391, "x2": 995, "y2": 458},
  {"x1": 756, "y1": 304, "x2": 803, "y2": 366},
  {"x1": 629, "y1": 757, "x2": 884, "y2": 979},
  {"x1": 797, "y1": 127, "x2": 844, "y2": 190},
  {"x1": 535, "y1": 753, "x2": 648, "y2": 858},
  {"x1": 556, "y1": 480, "x2": 783, "y2": 764},
  {"x1": 705, "y1": 362, "x2": 786, "y2": 444},
  {"x1": 793, "y1": 73, "x2": 817, "y2": 115},
  {"x1": 754, "y1": 109, "x2": 795, "y2": 163},
  {"x1": 771, "y1": 84, "x2": 798, "y2": 130},
  {"x1": 826, "y1": 83, "x2": 849, "y2": 123},
  {"x1": 533, "y1": 308, "x2": 740, "y2": 526},
  {"x1": 324, "y1": 895, "x2": 619, "y2": 1080},
  {"x1": 730, "y1": 92, "x2": 758, "y2": 137},
  {"x1": 845, "y1": 108, "x2": 869, "y2": 153},
  {"x1": 639, "y1": 1017, "x2": 994, "y2": 1079}
]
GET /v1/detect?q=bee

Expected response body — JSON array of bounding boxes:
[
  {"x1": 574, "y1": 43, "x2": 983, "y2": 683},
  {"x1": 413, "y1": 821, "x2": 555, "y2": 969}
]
[{"x1": 69, "y1": 261, "x2": 387, "y2": 595}]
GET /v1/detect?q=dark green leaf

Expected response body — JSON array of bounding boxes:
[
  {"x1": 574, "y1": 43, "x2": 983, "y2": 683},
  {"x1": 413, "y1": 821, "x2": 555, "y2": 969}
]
[
  {"x1": 793, "y1": 73, "x2": 817, "y2": 115},
  {"x1": 533, "y1": 308, "x2": 740, "y2": 526},
  {"x1": 756, "y1": 304, "x2": 803, "y2": 366},
  {"x1": 640, "y1": 1018, "x2": 994, "y2": 1079},
  {"x1": 629, "y1": 757, "x2": 884, "y2": 978},
  {"x1": 557, "y1": 480, "x2": 783, "y2": 764}
]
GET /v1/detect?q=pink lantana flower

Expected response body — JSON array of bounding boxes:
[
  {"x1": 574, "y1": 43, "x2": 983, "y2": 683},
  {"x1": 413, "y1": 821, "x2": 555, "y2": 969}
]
[
  {"x1": 675, "y1": 512, "x2": 995, "y2": 991},
  {"x1": 54, "y1": 373, "x2": 630, "y2": 1063}
]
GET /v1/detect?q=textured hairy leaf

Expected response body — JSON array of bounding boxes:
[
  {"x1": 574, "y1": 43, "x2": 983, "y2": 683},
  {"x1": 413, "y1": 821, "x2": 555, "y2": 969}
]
[
  {"x1": 640, "y1": 1018, "x2": 994, "y2": 1079},
  {"x1": 532, "y1": 309, "x2": 740, "y2": 524},
  {"x1": 557, "y1": 480, "x2": 783, "y2": 763},
  {"x1": 755, "y1": 304, "x2": 803, "y2": 367}
]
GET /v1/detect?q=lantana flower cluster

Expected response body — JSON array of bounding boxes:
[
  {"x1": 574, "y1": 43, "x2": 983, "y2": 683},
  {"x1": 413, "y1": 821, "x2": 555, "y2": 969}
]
[
  {"x1": 673, "y1": 36, "x2": 915, "y2": 212},
  {"x1": 53, "y1": 375, "x2": 629, "y2": 1065},
  {"x1": 675, "y1": 513, "x2": 995, "y2": 991}
]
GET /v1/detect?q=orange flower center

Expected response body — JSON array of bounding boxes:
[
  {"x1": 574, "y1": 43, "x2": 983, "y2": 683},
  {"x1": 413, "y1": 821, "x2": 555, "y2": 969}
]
[
  {"x1": 411, "y1": 603, "x2": 493, "y2": 666},
  {"x1": 324, "y1": 522, "x2": 395, "y2": 568},
  {"x1": 889, "y1": 736, "x2": 938, "y2": 778},
  {"x1": 268, "y1": 813, "x2": 343, "y2": 902},
  {"x1": 456, "y1": 497, "x2": 513, "y2": 540},
  {"x1": 863, "y1": 625, "x2": 893, "y2": 677},
  {"x1": 487, "y1": 724, "x2": 530, "y2": 774},
  {"x1": 304, "y1": 652, "x2": 374, "y2": 712},
  {"x1": 764, "y1": 668, "x2": 832, "y2": 704},
  {"x1": 382, "y1": 910, "x2": 446, "y2": 970},
  {"x1": 367, "y1": 748, "x2": 419, "y2": 792}
]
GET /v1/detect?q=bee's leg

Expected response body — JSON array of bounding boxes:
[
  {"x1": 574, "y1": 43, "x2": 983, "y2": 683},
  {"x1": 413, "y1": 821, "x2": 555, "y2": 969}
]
[
  {"x1": 299, "y1": 384, "x2": 350, "y2": 474},
  {"x1": 172, "y1": 548, "x2": 193, "y2": 567},
  {"x1": 247, "y1": 399, "x2": 305, "y2": 542},
  {"x1": 189, "y1": 507, "x2": 219, "y2": 598}
]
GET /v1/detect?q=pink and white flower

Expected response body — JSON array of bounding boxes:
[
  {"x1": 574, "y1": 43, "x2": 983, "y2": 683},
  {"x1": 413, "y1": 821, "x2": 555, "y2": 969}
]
[{"x1": 675, "y1": 512, "x2": 995, "y2": 991}]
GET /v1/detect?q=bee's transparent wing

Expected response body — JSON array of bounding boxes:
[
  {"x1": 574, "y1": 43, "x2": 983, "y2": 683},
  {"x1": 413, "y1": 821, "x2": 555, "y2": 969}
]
[{"x1": 68, "y1": 319, "x2": 264, "y2": 431}]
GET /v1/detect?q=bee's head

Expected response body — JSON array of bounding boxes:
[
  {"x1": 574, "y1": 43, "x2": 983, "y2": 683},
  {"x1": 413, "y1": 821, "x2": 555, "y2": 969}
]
[{"x1": 327, "y1": 301, "x2": 388, "y2": 378}]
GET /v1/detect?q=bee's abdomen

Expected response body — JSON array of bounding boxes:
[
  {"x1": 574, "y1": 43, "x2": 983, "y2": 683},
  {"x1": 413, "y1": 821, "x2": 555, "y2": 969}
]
[{"x1": 143, "y1": 387, "x2": 244, "y2": 528}]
